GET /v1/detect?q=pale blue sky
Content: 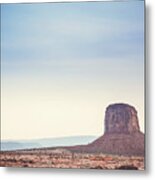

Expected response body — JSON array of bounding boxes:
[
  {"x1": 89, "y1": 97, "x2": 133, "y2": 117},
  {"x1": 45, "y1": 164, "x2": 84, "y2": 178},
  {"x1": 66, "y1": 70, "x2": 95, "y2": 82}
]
[{"x1": 1, "y1": 1, "x2": 144, "y2": 140}]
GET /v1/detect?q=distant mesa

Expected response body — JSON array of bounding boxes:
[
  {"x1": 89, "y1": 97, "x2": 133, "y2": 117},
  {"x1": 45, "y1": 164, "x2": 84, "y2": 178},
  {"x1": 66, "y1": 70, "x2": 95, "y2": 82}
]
[{"x1": 66, "y1": 103, "x2": 145, "y2": 156}]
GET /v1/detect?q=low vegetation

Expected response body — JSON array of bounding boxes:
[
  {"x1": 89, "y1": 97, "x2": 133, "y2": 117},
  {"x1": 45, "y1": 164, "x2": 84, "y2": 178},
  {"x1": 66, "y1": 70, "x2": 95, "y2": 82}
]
[{"x1": 0, "y1": 149, "x2": 144, "y2": 170}]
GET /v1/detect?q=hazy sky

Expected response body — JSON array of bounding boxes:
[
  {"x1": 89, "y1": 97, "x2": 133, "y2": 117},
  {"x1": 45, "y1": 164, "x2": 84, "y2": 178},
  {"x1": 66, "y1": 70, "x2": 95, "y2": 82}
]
[{"x1": 1, "y1": 1, "x2": 144, "y2": 140}]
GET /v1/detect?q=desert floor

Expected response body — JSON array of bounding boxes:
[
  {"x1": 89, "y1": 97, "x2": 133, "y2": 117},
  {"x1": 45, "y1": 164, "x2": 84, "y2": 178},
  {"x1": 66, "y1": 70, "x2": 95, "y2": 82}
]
[{"x1": 0, "y1": 148, "x2": 144, "y2": 170}]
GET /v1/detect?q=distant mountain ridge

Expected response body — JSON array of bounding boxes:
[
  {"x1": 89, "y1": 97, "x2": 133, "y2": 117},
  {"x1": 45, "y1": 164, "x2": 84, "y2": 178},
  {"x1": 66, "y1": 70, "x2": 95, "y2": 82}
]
[{"x1": 1, "y1": 136, "x2": 97, "y2": 151}]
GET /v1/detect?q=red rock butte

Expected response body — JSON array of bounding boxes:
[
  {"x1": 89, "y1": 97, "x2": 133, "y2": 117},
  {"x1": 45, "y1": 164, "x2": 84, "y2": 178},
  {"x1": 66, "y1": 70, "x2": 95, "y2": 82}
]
[
  {"x1": 104, "y1": 103, "x2": 140, "y2": 134},
  {"x1": 66, "y1": 103, "x2": 145, "y2": 156}
]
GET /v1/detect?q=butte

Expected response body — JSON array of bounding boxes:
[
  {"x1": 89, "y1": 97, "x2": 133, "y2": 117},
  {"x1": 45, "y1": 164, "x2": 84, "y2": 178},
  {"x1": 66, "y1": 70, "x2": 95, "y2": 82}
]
[{"x1": 66, "y1": 103, "x2": 145, "y2": 156}]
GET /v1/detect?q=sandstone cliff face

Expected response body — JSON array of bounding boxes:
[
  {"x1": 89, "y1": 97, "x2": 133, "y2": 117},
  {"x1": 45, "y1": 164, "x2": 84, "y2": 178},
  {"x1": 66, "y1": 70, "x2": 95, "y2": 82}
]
[
  {"x1": 104, "y1": 104, "x2": 140, "y2": 134},
  {"x1": 67, "y1": 103, "x2": 145, "y2": 156}
]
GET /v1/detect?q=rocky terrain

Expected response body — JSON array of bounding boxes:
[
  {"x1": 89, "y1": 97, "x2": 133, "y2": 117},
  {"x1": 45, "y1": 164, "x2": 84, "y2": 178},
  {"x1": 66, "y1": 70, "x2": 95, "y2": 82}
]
[
  {"x1": 0, "y1": 103, "x2": 145, "y2": 169},
  {"x1": 0, "y1": 150, "x2": 144, "y2": 170}
]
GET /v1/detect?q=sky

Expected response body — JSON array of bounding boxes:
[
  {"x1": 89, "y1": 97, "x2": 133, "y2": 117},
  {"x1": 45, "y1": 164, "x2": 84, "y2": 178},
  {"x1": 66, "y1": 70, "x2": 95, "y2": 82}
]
[{"x1": 1, "y1": 1, "x2": 144, "y2": 140}]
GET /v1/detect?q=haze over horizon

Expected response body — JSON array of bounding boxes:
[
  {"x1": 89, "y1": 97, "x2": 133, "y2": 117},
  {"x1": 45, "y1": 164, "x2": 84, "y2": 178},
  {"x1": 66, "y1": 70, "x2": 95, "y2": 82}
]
[{"x1": 1, "y1": 1, "x2": 144, "y2": 140}]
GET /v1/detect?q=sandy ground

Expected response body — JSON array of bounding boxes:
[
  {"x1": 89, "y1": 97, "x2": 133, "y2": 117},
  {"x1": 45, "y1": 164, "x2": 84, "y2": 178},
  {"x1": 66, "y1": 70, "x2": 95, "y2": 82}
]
[{"x1": 0, "y1": 148, "x2": 144, "y2": 170}]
